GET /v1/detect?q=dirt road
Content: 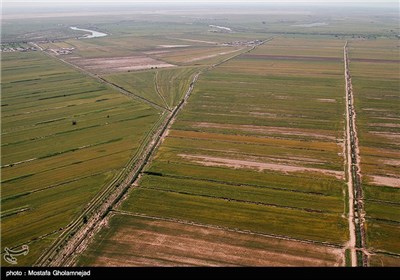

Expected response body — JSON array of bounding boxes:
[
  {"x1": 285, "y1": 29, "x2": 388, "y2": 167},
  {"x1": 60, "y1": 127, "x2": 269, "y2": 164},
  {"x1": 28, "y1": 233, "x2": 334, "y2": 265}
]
[{"x1": 344, "y1": 41, "x2": 367, "y2": 267}]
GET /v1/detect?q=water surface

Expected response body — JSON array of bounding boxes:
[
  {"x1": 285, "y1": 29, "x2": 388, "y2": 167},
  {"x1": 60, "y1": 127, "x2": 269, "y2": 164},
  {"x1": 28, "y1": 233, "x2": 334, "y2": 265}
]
[{"x1": 70, "y1": 26, "x2": 107, "y2": 39}]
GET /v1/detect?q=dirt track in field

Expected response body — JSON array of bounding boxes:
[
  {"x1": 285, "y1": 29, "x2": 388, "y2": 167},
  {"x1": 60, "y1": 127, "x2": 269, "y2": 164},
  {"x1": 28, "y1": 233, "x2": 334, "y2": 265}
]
[
  {"x1": 317, "y1": 98, "x2": 337, "y2": 103},
  {"x1": 68, "y1": 56, "x2": 174, "y2": 74},
  {"x1": 179, "y1": 154, "x2": 344, "y2": 179},
  {"x1": 185, "y1": 49, "x2": 243, "y2": 63}
]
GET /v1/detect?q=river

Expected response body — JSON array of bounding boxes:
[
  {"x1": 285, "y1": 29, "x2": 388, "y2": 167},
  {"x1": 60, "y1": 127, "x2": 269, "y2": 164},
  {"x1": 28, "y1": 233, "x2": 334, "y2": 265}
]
[{"x1": 70, "y1": 26, "x2": 107, "y2": 39}]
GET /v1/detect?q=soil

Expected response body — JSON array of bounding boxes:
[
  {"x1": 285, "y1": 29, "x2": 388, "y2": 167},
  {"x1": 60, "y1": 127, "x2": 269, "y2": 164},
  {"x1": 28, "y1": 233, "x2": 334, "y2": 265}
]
[
  {"x1": 179, "y1": 154, "x2": 344, "y2": 179},
  {"x1": 157, "y1": 45, "x2": 191, "y2": 48},
  {"x1": 68, "y1": 56, "x2": 174, "y2": 74},
  {"x1": 169, "y1": 38, "x2": 218, "y2": 45},
  {"x1": 317, "y1": 98, "x2": 337, "y2": 103},
  {"x1": 185, "y1": 49, "x2": 242, "y2": 63},
  {"x1": 370, "y1": 176, "x2": 400, "y2": 188},
  {"x1": 384, "y1": 159, "x2": 400, "y2": 166},
  {"x1": 143, "y1": 50, "x2": 173, "y2": 55}
]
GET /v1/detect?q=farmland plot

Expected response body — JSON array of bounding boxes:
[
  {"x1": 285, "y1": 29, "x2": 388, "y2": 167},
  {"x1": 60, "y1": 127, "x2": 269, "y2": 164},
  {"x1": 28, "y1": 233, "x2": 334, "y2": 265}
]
[
  {"x1": 77, "y1": 214, "x2": 343, "y2": 266},
  {"x1": 349, "y1": 39, "x2": 400, "y2": 266},
  {"x1": 1, "y1": 51, "x2": 159, "y2": 265}
]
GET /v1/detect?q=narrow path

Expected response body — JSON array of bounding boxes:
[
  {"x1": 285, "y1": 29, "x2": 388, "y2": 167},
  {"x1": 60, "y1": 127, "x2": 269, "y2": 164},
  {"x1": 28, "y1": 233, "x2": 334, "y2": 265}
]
[
  {"x1": 344, "y1": 41, "x2": 367, "y2": 266},
  {"x1": 344, "y1": 41, "x2": 358, "y2": 267}
]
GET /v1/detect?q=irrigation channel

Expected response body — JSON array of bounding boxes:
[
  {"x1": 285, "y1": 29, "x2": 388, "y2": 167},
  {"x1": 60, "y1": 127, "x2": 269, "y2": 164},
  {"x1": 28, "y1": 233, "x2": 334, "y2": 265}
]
[{"x1": 344, "y1": 41, "x2": 367, "y2": 267}]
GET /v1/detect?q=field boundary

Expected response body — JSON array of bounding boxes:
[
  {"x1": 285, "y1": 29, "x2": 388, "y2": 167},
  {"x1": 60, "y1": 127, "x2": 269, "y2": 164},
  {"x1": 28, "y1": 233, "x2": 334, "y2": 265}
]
[
  {"x1": 113, "y1": 210, "x2": 345, "y2": 249},
  {"x1": 344, "y1": 41, "x2": 367, "y2": 267}
]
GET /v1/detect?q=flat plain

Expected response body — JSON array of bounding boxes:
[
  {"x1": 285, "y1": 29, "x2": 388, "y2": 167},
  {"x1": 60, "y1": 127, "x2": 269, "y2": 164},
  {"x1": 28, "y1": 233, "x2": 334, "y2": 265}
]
[{"x1": 1, "y1": 3, "x2": 399, "y2": 267}]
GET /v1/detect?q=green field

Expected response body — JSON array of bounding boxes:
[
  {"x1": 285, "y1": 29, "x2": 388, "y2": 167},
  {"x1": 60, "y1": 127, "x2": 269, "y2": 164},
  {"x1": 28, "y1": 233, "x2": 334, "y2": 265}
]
[
  {"x1": 349, "y1": 39, "x2": 400, "y2": 265},
  {"x1": 1, "y1": 51, "x2": 159, "y2": 265}
]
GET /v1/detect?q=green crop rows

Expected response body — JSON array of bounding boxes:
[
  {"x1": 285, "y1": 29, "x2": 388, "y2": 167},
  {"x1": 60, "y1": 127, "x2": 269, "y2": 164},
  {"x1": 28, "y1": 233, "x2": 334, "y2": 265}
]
[{"x1": 1, "y1": 51, "x2": 159, "y2": 265}]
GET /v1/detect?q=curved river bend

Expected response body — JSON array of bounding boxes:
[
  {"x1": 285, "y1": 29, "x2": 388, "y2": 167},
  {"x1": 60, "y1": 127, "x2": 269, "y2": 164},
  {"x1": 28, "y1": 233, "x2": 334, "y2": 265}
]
[{"x1": 70, "y1": 26, "x2": 107, "y2": 39}]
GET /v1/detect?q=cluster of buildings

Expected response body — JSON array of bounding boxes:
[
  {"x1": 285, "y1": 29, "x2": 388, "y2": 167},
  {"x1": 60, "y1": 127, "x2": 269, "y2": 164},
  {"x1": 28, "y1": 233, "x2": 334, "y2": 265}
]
[
  {"x1": 49, "y1": 47, "x2": 75, "y2": 55},
  {"x1": 0, "y1": 44, "x2": 37, "y2": 52},
  {"x1": 221, "y1": 40, "x2": 263, "y2": 47}
]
